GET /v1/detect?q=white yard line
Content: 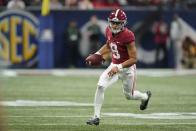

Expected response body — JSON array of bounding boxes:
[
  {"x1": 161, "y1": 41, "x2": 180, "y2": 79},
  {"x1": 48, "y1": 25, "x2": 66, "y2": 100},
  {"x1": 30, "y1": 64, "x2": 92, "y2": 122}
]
[
  {"x1": 0, "y1": 100, "x2": 93, "y2": 106},
  {"x1": 1, "y1": 69, "x2": 196, "y2": 77},
  {"x1": 103, "y1": 112, "x2": 196, "y2": 119},
  {"x1": 1, "y1": 100, "x2": 196, "y2": 119},
  {"x1": 6, "y1": 123, "x2": 196, "y2": 126},
  {"x1": 7, "y1": 108, "x2": 88, "y2": 111},
  {"x1": 1, "y1": 100, "x2": 196, "y2": 120},
  {"x1": 1, "y1": 113, "x2": 196, "y2": 120},
  {"x1": 3, "y1": 116, "x2": 91, "y2": 118},
  {"x1": 4, "y1": 115, "x2": 196, "y2": 119}
]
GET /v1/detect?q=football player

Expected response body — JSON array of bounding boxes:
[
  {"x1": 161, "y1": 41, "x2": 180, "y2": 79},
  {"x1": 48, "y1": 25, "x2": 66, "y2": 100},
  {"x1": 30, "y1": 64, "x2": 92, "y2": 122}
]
[{"x1": 86, "y1": 9, "x2": 152, "y2": 125}]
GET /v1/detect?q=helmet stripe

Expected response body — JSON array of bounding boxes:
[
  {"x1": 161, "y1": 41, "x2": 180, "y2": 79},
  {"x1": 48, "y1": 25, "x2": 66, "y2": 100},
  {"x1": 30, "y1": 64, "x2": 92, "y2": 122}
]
[{"x1": 115, "y1": 9, "x2": 120, "y2": 18}]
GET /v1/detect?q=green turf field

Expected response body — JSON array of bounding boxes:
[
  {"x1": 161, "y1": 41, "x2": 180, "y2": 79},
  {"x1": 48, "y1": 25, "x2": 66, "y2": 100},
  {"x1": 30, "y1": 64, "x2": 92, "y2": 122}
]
[{"x1": 1, "y1": 71, "x2": 196, "y2": 131}]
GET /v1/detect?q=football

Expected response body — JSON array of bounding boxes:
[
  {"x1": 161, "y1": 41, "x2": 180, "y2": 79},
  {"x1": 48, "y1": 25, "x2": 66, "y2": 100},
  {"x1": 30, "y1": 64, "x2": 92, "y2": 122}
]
[{"x1": 85, "y1": 54, "x2": 105, "y2": 66}]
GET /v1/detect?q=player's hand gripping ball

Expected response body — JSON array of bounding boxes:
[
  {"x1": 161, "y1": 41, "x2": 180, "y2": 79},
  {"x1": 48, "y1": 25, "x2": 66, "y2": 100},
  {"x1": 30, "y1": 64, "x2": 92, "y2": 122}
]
[{"x1": 85, "y1": 54, "x2": 105, "y2": 66}]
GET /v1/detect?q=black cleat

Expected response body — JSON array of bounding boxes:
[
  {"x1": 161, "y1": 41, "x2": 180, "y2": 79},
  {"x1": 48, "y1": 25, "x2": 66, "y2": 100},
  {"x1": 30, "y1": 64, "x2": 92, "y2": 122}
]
[
  {"x1": 140, "y1": 91, "x2": 152, "y2": 110},
  {"x1": 86, "y1": 117, "x2": 100, "y2": 125}
]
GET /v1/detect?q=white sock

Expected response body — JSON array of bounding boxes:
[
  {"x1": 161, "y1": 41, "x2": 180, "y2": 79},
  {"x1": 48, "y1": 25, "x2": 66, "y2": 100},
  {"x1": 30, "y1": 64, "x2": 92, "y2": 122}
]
[
  {"x1": 132, "y1": 90, "x2": 148, "y2": 100},
  {"x1": 94, "y1": 86, "x2": 105, "y2": 118}
]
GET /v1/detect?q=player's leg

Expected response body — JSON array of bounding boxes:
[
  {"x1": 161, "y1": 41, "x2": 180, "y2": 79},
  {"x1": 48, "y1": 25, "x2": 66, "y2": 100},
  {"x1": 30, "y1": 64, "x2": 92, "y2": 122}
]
[
  {"x1": 94, "y1": 63, "x2": 119, "y2": 118},
  {"x1": 87, "y1": 64, "x2": 118, "y2": 125},
  {"x1": 120, "y1": 64, "x2": 147, "y2": 100},
  {"x1": 120, "y1": 64, "x2": 151, "y2": 110}
]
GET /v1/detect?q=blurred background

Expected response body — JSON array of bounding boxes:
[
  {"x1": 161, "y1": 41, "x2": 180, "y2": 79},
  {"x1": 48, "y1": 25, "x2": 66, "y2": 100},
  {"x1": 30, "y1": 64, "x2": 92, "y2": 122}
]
[{"x1": 0, "y1": 0, "x2": 195, "y2": 70}]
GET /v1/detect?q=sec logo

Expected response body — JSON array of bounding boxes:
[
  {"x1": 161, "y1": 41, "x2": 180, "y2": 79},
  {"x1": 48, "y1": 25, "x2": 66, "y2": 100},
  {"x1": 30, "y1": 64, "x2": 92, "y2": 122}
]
[{"x1": 0, "y1": 9, "x2": 39, "y2": 67}]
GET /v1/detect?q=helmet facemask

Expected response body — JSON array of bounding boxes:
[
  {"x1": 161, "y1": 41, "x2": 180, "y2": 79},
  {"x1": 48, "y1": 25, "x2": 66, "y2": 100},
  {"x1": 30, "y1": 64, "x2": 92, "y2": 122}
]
[{"x1": 108, "y1": 19, "x2": 126, "y2": 34}]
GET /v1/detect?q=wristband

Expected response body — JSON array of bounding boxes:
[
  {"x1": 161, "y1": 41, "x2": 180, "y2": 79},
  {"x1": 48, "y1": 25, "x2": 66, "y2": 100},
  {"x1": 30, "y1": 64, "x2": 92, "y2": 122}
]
[
  {"x1": 95, "y1": 52, "x2": 101, "y2": 55},
  {"x1": 117, "y1": 64, "x2": 123, "y2": 70}
]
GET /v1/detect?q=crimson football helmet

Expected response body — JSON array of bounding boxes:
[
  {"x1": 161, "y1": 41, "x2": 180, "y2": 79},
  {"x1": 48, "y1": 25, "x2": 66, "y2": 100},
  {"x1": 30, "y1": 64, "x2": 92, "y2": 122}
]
[{"x1": 108, "y1": 9, "x2": 127, "y2": 34}]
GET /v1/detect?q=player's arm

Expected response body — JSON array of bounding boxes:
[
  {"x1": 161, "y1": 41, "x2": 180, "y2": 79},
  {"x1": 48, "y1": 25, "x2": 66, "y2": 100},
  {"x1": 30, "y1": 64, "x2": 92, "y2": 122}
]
[
  {"x1": 85, "y1": 40, "x2": 110, "y2": 66},
  {"x1": 121, "y1": 41, "x2": 137, "y2": 68},
  {"x1": 96, "y1": 40, "x2": 111, "y2": 55}
]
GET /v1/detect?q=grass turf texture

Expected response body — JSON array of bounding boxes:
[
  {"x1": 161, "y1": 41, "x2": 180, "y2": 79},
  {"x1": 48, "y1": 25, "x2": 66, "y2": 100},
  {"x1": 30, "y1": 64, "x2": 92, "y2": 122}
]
[{"x1": 1, "y1": 74, "x2": 196, "y2": 131}]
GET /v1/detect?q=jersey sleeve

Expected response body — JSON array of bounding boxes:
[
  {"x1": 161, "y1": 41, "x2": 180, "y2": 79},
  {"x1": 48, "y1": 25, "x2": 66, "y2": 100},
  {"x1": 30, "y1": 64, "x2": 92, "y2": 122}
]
[{"x1": 124, "y1": 30, "x2": 135, "y2": 44}]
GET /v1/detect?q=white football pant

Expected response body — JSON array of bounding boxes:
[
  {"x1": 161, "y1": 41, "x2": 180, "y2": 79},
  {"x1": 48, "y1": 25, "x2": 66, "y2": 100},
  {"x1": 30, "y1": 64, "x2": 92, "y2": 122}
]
[{"x1": 94, "y1": 63, "x2": 148, "y2": 118}]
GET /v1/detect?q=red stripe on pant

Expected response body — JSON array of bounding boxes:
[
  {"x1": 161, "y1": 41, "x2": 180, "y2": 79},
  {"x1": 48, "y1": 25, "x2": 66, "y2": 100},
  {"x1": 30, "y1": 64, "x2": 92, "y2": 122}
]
[{"x1": 132, "y1": 64, "x2": 136, "y2": 96}]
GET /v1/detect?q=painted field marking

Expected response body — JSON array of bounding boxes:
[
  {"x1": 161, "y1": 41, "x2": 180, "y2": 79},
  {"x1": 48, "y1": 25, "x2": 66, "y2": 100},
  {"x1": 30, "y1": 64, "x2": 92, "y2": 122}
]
[
  {"x1": 1, "y1": 113, "x2": 196, "y2": 120},
  {"x1": 5, "y1": 122, "x2": 196, "y2": 126},
  {"x1": 7, "y1": 108, "x2": 89, "y2": 111},
  {"x1": 2, "y1": 69, "x2": 196, "y2": 77},
  {"x1": 0, "y1": 100, "x2": 93, "y2": 106},
  {"x1": 3, "y1": 116, "x2": 91, "y2": 118},
  {"x1": 1, "y1": 100, "x2": 196, "y2": 120},
  {"x1": 103, "y1": 112, "x2": 196, "y2": 119}
]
